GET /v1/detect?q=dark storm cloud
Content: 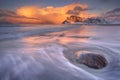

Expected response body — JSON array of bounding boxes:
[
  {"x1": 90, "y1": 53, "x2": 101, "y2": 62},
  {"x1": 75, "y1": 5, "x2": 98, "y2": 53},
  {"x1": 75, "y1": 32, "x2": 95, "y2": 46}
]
[
  {"x1": 105, "y1": 8, "x2": 120, "y2": 17},
  {"x1": 107, "y1": 8, "x2": 120, "y2": 14},
  {"x1": 66, "y1": 6, "x2": 88, "y2": 15},
  {"x1": 0, "y1": 9, "x2": 17, "y2": 17},
  {"x1": 0, "y1": 9, "x2": 24, "y2": 18}
]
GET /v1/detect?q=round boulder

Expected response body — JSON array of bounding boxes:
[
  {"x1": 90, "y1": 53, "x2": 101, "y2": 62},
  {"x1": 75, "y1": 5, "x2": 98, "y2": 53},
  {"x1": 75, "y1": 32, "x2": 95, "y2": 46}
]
[{"x1": 75, "y1": 52, "x2": 107, "y2": 69}]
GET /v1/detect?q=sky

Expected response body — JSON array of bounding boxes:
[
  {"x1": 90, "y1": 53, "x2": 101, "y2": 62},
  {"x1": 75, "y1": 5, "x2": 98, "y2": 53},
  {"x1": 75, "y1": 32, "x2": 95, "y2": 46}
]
[
  {"x1": 0, "y1": 0, "x2": 119, "y2": 24},
  {"x1": 0, "y1": 0, "x2": 119, "y2": 11}
]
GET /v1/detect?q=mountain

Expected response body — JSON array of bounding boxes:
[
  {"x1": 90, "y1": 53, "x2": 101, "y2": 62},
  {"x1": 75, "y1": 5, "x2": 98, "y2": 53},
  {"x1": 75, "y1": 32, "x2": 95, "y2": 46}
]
[
  {"x1": 84, "y1": 17, "x2": 108, "y2": 24},
  {"x1": 62, "y1": 15, "x2": 108, "y2": 24},
  {"x1": 62, "y1": 15, "x2": 84, "y2": 24},
  {"x1": 62, "y1": 8, "x2": 120, "y2": 24}
]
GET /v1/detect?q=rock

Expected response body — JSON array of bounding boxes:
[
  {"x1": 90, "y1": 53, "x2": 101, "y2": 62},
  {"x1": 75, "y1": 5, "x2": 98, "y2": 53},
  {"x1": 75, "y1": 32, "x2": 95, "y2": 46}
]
[
  {"x1": 75, "y1": 53, "x2": 107, "y2": 69},
  {"x1": 62, "y1": 15, "x2": 84, "y2": 24}
]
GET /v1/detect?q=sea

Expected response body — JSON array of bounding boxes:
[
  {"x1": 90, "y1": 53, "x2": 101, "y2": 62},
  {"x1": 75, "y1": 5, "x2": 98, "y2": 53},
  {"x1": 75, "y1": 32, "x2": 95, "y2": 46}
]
[{"x1": 0, "y1": 24, "x2": 120, "y2": 80}]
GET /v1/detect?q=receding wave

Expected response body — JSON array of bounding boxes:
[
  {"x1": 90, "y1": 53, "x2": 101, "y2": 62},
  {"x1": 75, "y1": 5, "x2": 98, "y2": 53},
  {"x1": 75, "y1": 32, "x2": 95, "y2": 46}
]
[{"x1": 0, "y1": 25, "x2": 120, "y2": 80}]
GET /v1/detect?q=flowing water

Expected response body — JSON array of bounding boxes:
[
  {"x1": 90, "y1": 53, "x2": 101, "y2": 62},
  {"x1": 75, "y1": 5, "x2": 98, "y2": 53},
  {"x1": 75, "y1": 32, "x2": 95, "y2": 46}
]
[{"x1": 0, "y1": 24, "x2": 120, "y2": 80}]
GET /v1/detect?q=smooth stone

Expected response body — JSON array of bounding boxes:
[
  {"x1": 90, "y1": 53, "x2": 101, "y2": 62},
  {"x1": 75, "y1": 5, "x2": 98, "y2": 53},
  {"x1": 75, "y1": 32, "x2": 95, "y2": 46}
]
[{"x1": 75, "y1": 53, "x2": 107, "y2": 69}]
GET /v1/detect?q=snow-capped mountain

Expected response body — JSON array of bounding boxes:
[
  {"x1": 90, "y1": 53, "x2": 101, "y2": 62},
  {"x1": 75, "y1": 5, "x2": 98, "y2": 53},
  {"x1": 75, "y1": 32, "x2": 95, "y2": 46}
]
[
  {"x1": 84, "y1": 17, "x2": 108, "y2": 24},
  {"x1": 62, "y1": 8, "x2": 120, "y2": 24},
  {"x1": 62, "y1": 15, "x2": 108, "y2": 24}
]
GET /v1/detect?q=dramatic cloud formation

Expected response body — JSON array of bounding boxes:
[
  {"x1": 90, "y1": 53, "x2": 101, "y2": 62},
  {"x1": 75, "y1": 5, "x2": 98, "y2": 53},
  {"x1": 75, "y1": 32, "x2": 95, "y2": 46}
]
[
  {"x1": 66, "y1": 6, "x2": 88, "y2": 15},
  {"x1": 0, "y1": 9, "x2": 42, "y2": 24},
  {"x1": 0, "y1": 9, "x2": 16, "y2": 17},
  {"x1": 104, "y1": 8, "x2": 120, "y2": 22},
  {"x1": 106, "y1": 8, "x2": 120, "y2": 15},
  {"x1": 0, "y1": 3, "x2": 98, "y2": 24}
]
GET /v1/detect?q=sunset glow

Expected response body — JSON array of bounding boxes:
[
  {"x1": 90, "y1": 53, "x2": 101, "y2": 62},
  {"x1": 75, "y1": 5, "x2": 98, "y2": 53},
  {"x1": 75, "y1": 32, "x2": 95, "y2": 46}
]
[
  {"x1": 0, "y1": 0, "x2": 119, "y2": 80},
  {"x1": 17, "y1": 6, "x2": 39, "y2": 17},
  {"x1": 0, "y1": 3, "x2": 101, "y2": 24},
  {"x1": 13, "y1": 3, "x2": 97, "y2": 24}
]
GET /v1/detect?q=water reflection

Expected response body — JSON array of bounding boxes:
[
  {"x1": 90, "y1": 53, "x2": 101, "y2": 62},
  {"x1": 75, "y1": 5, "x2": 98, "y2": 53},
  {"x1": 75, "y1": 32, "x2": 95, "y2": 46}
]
[{"x1": 21, "y1": 25, "x2": 95, "y2": 46}]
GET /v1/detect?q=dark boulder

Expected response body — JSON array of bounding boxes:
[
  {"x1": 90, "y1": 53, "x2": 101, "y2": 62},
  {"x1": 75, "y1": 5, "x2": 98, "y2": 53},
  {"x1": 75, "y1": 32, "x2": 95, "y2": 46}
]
[{"x1": 75, "y1": 53, "x2": 107, "y2": 69}]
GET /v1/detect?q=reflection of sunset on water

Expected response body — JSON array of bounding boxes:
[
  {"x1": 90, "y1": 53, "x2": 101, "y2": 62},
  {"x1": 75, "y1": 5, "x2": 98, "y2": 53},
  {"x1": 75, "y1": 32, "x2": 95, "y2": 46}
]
[
  {"x1": 20, "y1": 25, "x2": 95, "y2": 46},
  {"x1": 56, "y1": 26, "x2": 94, "y2": 44},
  {"x1": 21, "y1": 36, "x2": 54, "y2": 47}
]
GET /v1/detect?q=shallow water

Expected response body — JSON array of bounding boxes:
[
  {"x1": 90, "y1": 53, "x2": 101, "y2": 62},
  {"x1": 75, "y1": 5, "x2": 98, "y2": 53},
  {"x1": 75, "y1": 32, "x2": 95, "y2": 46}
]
[{"x1": 0, "y1": 25, "x2": 120, "y2": 80}]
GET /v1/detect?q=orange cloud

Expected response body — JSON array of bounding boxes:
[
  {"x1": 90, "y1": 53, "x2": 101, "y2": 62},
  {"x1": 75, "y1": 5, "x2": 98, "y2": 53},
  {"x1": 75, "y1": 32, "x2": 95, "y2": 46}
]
[
  {"x1": 0, "y1": 3, "x2": 98, "y2": 24},
  {"x1": 16, "y1": 3, "x2": 97, "y2": 24}
]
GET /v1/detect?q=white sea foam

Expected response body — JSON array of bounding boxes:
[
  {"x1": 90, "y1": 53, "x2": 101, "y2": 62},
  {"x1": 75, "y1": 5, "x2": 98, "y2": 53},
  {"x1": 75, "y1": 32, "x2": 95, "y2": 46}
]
[{"x1": 0, "y1": 25, "x2": 120, "y2": 80}]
